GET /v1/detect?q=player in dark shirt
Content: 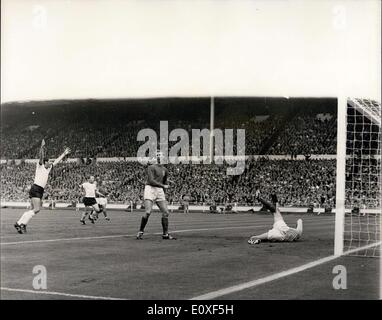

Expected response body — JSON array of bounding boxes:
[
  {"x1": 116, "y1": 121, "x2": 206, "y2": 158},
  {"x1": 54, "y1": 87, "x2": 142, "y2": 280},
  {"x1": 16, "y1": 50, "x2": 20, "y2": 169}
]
[{"x1": 137, "y1": 151, "x2": 176, "y2": 240}]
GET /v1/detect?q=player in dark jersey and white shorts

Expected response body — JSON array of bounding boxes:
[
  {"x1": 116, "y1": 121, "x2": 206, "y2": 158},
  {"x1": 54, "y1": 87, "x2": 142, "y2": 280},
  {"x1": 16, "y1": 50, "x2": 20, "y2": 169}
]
[
  {"x1": 94, "y1": 181, "x2": 110, "y2": 221},
  {"x1": 14, "y1": 140, "x2": 71, "y2": 234},
  {"x1": 136, "y1": 151, "x2": 176, "y2": 240},
  {"x1": 248, "y1": 189, "x2": 303, "y2": 244}
]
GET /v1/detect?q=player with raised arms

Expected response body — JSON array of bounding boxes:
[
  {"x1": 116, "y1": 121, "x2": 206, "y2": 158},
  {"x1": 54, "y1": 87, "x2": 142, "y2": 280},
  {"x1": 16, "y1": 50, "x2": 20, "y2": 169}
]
[
  {"x1": 136, "y1": 151, "x2": 176, "y2": 240},
  {"x1": 248, "y1": 189, "x2": 303, "y2": 244},
  {"x1": 14, "y1": 140, "x2": 71, "y2": 234}
]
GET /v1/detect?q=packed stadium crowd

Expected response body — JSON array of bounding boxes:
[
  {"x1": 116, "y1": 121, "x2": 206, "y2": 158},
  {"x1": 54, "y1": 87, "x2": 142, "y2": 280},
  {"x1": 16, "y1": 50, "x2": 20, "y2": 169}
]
[
  {"x1": 1, "y1": 99, "x2": 356, "y2": 208},
  {"x1": 268, "y1": 115, "x2": 337, "y2": 155},
  {"x1": 1, "y1": 99, "x2": 338, "y2": 160},
  {"x1": 1, "y1": 158, "x2": 341, "y2": 208}
]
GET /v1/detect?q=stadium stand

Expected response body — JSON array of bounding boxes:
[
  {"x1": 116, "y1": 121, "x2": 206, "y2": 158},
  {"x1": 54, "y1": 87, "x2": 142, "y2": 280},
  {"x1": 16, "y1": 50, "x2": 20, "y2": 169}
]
[
  {"x1": 1, "y1": 159, "x2": 340, "y2": 208},
  {"x1": 1, "y1": 98, "x2": 349, "y2": 208}
]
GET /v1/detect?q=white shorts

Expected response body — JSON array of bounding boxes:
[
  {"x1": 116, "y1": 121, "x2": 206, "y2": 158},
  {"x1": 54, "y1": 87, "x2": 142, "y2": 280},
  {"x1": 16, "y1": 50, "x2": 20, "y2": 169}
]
[
  {"x1": 144, "y1": 185, "x2": 166, "y2": 202},
  {"x1": 267, "y1": 219, "x2": 290, "y2": 241},
  {"x1": 96, "y1": 197, "x2": 108, "y2": 207}
]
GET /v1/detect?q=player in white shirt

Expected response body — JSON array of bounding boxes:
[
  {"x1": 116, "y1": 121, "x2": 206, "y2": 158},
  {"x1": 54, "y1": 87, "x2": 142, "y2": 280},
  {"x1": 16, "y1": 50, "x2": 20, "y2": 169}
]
[
  {"x1": 248, "y1": 189, "x2": 303, "y2": 244},
  {"x1": 14, "y1": 140, "x2": 71, "y2": 234},
  {"x1": 80, "y1": 176, "x2": 105, "y2": 225}
]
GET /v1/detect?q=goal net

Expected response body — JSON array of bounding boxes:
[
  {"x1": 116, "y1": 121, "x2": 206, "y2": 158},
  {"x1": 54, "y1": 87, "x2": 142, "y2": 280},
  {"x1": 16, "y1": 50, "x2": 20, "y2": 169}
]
[{"x1": 336, "y1": 98, "x2": 381, "y2": 257}]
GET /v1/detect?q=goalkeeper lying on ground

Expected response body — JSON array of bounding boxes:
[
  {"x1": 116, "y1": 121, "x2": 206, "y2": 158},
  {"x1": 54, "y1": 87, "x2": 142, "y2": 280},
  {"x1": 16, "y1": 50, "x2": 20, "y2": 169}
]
[{"x1": 248, "y1": 190, "x2": 303, "y2": 244}]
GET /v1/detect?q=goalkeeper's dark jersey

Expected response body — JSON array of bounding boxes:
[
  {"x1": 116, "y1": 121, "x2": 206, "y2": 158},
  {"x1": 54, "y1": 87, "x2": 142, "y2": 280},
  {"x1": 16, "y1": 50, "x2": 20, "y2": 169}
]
[{"x1": 98, "y1": 187, "x2": 107, "y2": 196}]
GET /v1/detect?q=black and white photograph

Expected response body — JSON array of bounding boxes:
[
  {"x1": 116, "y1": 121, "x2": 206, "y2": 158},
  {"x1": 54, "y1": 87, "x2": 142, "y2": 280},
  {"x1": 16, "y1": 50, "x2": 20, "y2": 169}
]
[{"x1": 1, "y1": 0, "x2": 381, "y2": 309}]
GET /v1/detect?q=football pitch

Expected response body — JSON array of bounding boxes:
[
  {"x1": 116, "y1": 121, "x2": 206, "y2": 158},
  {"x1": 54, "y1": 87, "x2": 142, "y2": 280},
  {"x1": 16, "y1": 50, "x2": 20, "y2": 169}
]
[{"x1": 0, "y1": 208, "x2": 380, "y2": 300}]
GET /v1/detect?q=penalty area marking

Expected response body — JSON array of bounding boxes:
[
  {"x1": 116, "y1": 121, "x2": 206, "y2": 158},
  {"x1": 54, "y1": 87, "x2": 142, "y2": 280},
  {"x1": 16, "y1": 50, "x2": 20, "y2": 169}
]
[
  {"x1": 0, "y1": 287, "x2": 126, "y2": 300},
  {"x1": 190, "y1": 241, "x2": 382, "y2": 300}
]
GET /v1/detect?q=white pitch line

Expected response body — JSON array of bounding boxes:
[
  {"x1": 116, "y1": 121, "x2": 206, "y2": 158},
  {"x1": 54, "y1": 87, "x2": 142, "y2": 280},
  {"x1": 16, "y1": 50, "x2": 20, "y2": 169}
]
[
  {"x1": 190, "y1": 241, "x2": 382, "y2": 300},
  {"x1": 0, "y1": 287, "x2": 126, "y2": 300},
  {"x1": 170, "y1": 225, "x2": 268, "y2": 234},
  {"x1": 0, "y1": 224, "x2": 269, "y2": 245},
  {"x1": 0, "y1": 218, "x2": 334, "y2": 245},
  {"x1": 1, "y1": 234, "x2": 127, "y2": 245}
]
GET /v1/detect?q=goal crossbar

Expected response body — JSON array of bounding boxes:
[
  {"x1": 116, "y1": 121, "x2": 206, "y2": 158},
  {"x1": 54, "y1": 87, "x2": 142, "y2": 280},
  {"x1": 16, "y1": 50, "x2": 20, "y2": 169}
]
[{"x1": 348, "y1": 98, "x2": 381, "y2": 126}]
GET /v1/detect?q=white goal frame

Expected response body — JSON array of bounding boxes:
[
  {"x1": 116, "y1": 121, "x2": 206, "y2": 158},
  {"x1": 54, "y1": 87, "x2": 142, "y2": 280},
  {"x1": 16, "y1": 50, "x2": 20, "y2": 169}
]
[
  {"x1": 334, "y1": 97, "x2": 381, "y2": 256},
  {"x1": 334, "y1": 96, "x2": 347, "y2": 256}
]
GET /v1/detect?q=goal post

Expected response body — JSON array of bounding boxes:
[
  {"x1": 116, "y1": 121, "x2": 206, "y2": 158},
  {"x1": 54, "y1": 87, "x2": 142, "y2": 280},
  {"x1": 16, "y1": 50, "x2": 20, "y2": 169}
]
[
  {"x1": 334, "y1": 96, "x2": 347, "y2": 256},
  {"x1": 335, "y1": 97, "x2": 381, "y2": 257}
]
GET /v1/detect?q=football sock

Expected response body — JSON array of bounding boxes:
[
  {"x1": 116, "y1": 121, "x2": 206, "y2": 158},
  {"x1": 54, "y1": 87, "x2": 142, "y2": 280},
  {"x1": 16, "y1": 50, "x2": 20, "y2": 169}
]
[
  {"x1": 140, "y1": 216, "x2": 149, "y2": 232},
  {"x1": 17, "y1": 210, "x2": 35, "y2": 225},
  {"x1": 297, "y1": 219, "x2": 303, "y2": 234},
  {"x1": 80, "y1": 211, "x2": 88, "y2": 221},
  {"x1": 161, "y1": 217, "x2": 169, "y2": 235}
]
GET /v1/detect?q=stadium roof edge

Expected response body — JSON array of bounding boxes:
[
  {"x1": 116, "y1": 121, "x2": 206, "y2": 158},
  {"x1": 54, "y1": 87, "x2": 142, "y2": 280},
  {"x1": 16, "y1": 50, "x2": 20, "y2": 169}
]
[{"x1": 1, "y1": 96, "x2": 380, "y2": 106}]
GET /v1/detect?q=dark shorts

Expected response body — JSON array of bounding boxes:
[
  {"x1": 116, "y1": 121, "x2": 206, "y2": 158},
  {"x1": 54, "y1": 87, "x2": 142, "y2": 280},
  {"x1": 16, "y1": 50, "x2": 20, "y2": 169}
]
[
  {"x1": 83, "y1": 197, "x2": 97, "y2": 206},
  {"x1": 29, "y1": 184, "x2": 44, "y2": 199}
]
